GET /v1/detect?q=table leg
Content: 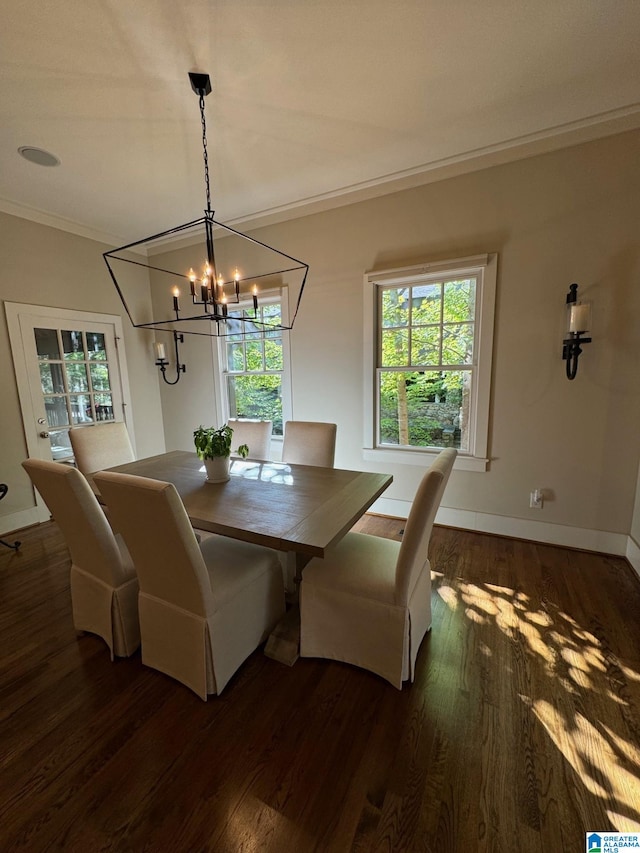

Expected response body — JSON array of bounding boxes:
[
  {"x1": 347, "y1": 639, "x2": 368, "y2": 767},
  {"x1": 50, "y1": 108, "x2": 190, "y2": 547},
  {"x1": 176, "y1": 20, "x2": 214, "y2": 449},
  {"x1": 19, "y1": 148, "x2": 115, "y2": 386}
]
[
  {"x1": 264, "y1": 552, "x2": 310, "y2": 666},
  {"x1": 264, "y1": 607, "x2": 300, "y2": 666}
]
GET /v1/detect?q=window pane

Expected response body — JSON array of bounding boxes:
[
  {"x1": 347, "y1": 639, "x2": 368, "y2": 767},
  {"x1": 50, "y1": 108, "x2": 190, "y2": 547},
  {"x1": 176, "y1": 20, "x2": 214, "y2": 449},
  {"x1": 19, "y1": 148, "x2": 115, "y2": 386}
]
[
  {"x1": 227, "y1": 375, "x2": 283, "y2": 436},
  {"x1": 62, "y1": 330, "x2": 85, "y2": 360},
  {"x1": 89, "y1": 363, "x2": 111, "y2": 391},
  {"x1": 241, "y1": 311, "x2": 261, "y2": 339},
  {"x1": 245, "y1": 340, "x2": 264, "y2": 371},
  {"x1": 35, "y1": 328, "x2": 60, "y2": 360},
  {"x1": 411, "y1": 283, "x2": 441, "y2": 325},
  {"x1": 265, "y1": 338, "x2": 283, "y2": 370},
  {"x1": 442, "y1": 323, "x2": 474, "y2": 365},
  {"x1": 86, "y1": 332, "x2": 107, "y2": 360},
  {"x1": 381, "y1": 329, "x2": 409, "y2": 366},
  {"x1": 227, "y1": 341, "x2": 245, "y2": 371},
  {"x1": 40, "y1": 362, "x2": 65, "y2": 394},
  {"x1": 65, "y1": 362, "x2": 89, "y2": 392},
  {"x1": 226, "y1": 314, "x2": 245, "y2": 341},
  {"x1": 70, "y1": 394, "x2": 93, "y2": 424},
  {"x1": 411, "y1": 326, "x2": 440, "y2": 365},
  {"x1": 44, "y1": 396, "x2": 69, "y2": 428},
  {"x1": 444, "y1": 278, "x2": 476, "y2": 322},
  {"x1": 95, "y1": 394, "x2": 114, "y2": 421},
  {"x1": 381, "y1": 288, "x2": 409, "y2": 327},
  {"x1": 262, "y1": 303, "x2": 282, "y2": 325},
  {"x1": 49, "y1": 429, "x2": 73, "y2": 462},
  {"x1": 378, "y1": 369, "x2": 471, "y2": 452}
]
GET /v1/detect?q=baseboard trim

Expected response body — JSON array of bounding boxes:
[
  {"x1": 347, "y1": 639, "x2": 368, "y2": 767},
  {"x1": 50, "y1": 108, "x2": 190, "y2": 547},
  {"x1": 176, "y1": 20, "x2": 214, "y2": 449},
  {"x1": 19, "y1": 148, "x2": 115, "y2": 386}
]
[
  {"x1": 6, "y1": 496, "x2": 639, "y2": 572},
  {"x1": 0, "y1": 507, "x2": 41, "y2": 538},
  {"x1": 626, "y1": 536, "x2": 640, "y2": 578},
  {"x1": 371, "y1": 497, "x2": 629, "y2": 556}
]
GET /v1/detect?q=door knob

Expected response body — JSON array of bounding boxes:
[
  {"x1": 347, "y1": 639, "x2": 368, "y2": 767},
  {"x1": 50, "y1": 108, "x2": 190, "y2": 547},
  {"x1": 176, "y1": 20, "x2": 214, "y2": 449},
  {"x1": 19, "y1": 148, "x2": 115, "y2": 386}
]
[{"x1": 39, "y1": 431, "x2": 50, "y2": 438}]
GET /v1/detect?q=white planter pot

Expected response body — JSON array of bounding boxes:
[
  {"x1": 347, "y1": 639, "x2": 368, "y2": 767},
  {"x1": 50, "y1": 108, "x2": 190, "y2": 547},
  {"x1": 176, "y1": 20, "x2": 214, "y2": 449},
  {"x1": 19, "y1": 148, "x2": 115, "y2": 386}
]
[{"x1": 204, "y1": 456, "x2": 230, "y2": 483}]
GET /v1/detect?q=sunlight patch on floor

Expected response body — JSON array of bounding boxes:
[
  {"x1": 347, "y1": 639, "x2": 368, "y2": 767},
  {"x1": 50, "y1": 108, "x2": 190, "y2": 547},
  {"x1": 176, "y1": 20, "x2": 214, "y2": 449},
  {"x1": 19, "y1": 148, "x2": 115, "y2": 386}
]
[{"x1": 532, "y1": 699, "x2": 640, "y2": 830}]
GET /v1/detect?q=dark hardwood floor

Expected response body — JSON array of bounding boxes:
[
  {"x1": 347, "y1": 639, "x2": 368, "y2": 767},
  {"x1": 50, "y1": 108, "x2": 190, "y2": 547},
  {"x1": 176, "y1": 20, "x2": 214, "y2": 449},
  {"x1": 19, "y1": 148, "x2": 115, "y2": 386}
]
[{"x1": 1, "y1": 517, "x2": 639, "y2": 852}]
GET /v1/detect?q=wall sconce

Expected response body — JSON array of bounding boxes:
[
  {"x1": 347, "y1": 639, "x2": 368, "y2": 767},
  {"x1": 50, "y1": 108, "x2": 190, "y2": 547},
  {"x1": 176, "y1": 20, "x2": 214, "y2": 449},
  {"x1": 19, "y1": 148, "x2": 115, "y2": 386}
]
[
  {"x1": 154, "y1": 331, "x2": 186, "y2": 385},
  {"x1": 562, "y1": 283, "x2": 592, "y2": 380}
]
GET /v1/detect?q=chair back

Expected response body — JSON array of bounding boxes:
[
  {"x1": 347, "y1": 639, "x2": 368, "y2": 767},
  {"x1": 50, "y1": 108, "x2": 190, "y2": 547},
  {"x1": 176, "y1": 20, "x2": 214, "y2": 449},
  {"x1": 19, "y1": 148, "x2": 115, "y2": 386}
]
[
  {"x1": 227, "y1": 419, "x2": 272, "y2": 460},
  {"x1": 70, "y1": 422, "x2": 135, "y2": 475},
  {"x1": 22, "y1": 458, "x2": 129, "y2": 586},
  {"x1": 395, "y1": 448, "x2": 457, "y2": 605},
  {"x1": 93, "y1": 471, "x2": 215, "y2": 617},
  {"x1": 281, "y1": 421, "x2": 337, "y2": 468}
]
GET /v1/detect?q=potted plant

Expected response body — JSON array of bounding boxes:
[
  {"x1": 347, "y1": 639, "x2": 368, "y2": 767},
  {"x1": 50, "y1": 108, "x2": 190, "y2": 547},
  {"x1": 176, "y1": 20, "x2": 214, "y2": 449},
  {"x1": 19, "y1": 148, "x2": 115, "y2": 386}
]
[{"x1": 193, "y1": 424, "x2": 249, "y2": 483}]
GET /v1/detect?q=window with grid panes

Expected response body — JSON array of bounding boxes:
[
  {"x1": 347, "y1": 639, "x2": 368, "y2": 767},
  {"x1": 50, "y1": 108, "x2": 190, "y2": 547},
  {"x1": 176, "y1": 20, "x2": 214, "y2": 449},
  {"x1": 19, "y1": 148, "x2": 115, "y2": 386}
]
[
  {"x1": 364, "y1": 255, "x2": 496, "y2": 471},
  {"x1": 223, "y1": 299, "x2": 286, "y2": 436},
  {"x1": 36, "y1": 328, "x2": 116, "y2": 428}
]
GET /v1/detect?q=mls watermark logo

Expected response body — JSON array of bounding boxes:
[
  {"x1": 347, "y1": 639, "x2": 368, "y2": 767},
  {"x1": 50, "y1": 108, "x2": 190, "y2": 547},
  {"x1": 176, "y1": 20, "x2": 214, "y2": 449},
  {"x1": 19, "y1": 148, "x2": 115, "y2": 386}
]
[{"x1": 586, "y1": 832, "x2": 640, "y2": 851}]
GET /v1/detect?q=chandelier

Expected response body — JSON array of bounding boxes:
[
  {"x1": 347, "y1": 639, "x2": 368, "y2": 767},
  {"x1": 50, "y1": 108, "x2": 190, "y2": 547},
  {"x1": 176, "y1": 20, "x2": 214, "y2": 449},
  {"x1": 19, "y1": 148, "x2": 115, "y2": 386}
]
[{"x1": 103, "y1": 72, "x2": 309, "y2": 344}]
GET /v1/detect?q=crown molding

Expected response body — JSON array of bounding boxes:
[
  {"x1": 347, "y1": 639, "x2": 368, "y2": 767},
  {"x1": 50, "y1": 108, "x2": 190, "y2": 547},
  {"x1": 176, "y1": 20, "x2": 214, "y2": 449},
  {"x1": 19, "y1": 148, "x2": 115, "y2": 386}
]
[{"x1": 2, "y1": 103, "x2": 639, "y2": 249}]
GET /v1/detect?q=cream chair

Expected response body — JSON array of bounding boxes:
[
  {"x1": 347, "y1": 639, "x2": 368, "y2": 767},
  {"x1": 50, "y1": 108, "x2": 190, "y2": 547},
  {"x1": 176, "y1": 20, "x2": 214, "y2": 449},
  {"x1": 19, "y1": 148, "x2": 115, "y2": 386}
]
[
  {"x1": 69, "y1": 422, "x2": 135, "y2": 475},
  {"x1": 22, "y1": 458, "x2": 140, "y2": 659},
  {"x1": 281, "y1": 421, "x2": 337, "y2": 468},
  {"x1": 94, "y1": 470, "x2": 286, "y2": 700},
  {"x1": 227, "y1": 418, "x2": 272, "y2": 461},
  {"x1": 300, "y1": 448, "x2": 456, "y2": 688}
]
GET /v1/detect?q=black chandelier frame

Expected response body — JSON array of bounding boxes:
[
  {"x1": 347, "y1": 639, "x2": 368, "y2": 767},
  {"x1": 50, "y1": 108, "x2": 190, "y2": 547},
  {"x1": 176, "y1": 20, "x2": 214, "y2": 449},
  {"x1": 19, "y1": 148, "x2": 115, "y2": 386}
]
[{"x1": 103, "y1": 71, "x2": 309, "y2": 340}]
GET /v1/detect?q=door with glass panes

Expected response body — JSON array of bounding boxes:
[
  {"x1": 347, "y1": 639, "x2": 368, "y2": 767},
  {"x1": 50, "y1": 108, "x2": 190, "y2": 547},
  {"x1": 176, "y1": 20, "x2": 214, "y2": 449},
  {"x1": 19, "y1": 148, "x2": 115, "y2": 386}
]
[
  {"x1": 33, "y1": 324, "x2": 124, "y2": 461},
  {"x1": 6, "y1": 303, "x2": 131, "y2": 520}
]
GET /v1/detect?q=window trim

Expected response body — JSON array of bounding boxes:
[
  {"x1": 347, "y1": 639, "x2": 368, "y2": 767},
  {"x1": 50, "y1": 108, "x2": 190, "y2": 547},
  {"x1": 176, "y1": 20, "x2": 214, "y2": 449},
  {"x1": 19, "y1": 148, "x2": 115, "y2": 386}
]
[
  {"x1": 211, "y1": 287, "x2": 292, "y2": 439},
  {"x1": 363, "y1": 254, "x2": 496, "y2": 472}
]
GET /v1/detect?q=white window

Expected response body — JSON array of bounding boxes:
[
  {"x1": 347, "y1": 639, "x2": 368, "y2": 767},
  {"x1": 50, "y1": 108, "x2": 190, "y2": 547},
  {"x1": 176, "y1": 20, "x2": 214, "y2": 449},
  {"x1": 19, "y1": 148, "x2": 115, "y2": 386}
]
[
  {"x1": 212, "y1": 291, "x2": 292, "y2": 438},
  {"x1": 363, "y1": 254, "x2": 496, "y2": 472}
]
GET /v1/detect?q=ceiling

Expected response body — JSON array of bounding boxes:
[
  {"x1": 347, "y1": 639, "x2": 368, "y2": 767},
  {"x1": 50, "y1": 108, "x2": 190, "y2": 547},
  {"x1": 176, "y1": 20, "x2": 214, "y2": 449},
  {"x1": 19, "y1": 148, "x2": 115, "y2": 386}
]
[{"x1": 2, "y1": 0, "x2": 640, "y2": 247}]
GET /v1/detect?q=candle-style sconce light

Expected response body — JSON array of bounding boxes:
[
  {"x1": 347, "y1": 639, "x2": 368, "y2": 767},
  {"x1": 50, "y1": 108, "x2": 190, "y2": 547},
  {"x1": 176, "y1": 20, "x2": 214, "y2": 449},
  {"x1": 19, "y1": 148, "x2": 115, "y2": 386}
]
[
  {"x1": 154, "y1": 330, "x2": 186, "y2": 385},
  {"x1": 562, "y1": 283, "x2": 592, "y2": 380}
]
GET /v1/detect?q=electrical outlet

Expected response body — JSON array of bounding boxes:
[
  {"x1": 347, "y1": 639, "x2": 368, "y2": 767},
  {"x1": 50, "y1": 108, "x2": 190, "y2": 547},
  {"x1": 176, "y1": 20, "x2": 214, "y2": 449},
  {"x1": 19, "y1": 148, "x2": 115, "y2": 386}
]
[{"x1": 530, "y1": 489, "x2": 543, "y2": 509}]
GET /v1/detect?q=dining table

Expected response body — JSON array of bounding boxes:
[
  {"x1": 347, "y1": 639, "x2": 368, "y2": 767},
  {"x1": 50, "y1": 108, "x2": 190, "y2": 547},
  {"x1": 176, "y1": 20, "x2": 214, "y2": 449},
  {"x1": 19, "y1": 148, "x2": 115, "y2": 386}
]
[{"x1": 91, "y1": 449, "x2": 393, "y2": 664}]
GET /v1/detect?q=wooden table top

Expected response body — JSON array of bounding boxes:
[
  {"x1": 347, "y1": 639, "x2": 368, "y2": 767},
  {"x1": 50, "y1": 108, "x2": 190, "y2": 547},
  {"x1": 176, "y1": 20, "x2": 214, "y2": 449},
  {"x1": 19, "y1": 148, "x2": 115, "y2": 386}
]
[{"x1": 96, "y1": 450, "x2": 392, "y2": 558}]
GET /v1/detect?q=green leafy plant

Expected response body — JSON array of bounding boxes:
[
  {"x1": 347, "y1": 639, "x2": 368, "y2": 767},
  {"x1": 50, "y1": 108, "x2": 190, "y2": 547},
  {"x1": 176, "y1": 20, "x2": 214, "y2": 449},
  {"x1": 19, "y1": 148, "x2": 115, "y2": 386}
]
[{"x1": 193, "y1": 424, "x2": 249, "y2": 460}]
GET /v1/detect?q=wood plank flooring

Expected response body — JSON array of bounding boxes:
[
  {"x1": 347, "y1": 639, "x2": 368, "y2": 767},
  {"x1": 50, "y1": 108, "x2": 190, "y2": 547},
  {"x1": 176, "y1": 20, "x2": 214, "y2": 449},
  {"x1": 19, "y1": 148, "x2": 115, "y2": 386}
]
[{"x1": 1, "y1": 518, "x2": 639, "y2": 852}]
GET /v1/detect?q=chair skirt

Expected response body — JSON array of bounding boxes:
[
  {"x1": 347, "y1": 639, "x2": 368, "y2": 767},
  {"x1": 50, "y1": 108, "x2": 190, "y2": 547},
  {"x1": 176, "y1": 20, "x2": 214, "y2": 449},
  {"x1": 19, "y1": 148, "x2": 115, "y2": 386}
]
[
  {"x1": 300, "y1": 543, "x2": 433, "y2": 689},
  {"x1": 70, "y1": 566, "x2": 140, "y2": 660},
  {"x1": 138, "y1": 561, "x2": 285, "y2": 700}
]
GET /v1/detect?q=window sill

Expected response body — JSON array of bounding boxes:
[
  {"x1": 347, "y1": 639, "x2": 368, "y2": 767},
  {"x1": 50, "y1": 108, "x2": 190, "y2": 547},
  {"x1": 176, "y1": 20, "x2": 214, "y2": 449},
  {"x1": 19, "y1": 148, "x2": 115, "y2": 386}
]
[{"x1": 362, "y1": 447, "x2": 488, "y2": 472}]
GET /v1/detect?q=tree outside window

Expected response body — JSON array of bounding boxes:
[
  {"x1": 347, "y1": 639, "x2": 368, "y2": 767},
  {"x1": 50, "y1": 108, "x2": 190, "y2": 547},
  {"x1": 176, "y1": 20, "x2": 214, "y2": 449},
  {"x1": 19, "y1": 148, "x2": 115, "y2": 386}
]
[
  {"x1": 224, "y1": 301, "x2": 285, "y2": 435},
  {"x1": 378, "y1": 277, "x2": 477, "y2": 452}
]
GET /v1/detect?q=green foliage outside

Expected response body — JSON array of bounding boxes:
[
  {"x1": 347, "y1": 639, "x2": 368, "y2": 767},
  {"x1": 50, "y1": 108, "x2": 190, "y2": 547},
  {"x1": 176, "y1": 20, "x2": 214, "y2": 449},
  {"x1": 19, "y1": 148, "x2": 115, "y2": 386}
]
[
  {"x1": 226, "y1": 304, "x2": 284, "y2": 435},
  {"x1": 379, "y1": 278, "x2": 476, "y2": 450},
  {"x1": 38, "y1": 330, "x2": 112, "y2": 426}
]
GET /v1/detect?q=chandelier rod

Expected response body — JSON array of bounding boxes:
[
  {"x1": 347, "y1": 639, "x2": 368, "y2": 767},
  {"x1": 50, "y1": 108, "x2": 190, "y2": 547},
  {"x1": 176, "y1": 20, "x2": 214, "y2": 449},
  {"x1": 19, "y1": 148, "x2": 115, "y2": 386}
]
[{"x1": 199, "y1": 92, "x2": 212, "y2": 214}]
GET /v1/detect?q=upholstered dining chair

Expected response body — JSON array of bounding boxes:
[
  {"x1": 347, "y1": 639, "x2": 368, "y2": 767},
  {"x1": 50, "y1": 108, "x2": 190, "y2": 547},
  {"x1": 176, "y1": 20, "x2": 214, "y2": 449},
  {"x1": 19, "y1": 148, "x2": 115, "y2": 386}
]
[
  {"x1": 300, "y1": 447, "x2": 457, "y2": 688},
  {"x1": 22, "y1": 458, "x2": 140, "y2": 659},
  {"x1": 94, "y1": 470, "x2": 286, "y2": 700},
  {"x1": 69, "y1": 422, "x2": 135, "y2": 476},
  {"x1": 227, "y1": 418, "x2": 272, "y2": 461},
  {"x1": 281, "y1": 421, "x2": 337, "y2": 468}
]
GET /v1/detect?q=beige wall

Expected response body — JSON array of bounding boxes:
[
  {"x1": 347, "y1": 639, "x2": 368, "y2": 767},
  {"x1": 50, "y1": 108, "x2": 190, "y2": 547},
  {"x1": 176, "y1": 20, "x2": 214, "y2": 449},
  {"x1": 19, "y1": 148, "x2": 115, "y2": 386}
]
[
  {"x1": 0, "y1": 213, "x2": 166, "y2": 521},
  {"x1": 2, "y1": 128, "x2": 640, "y2": 545},
  {"x1": 156, "y1": 129, "x2": 640, "y2": 538}
]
